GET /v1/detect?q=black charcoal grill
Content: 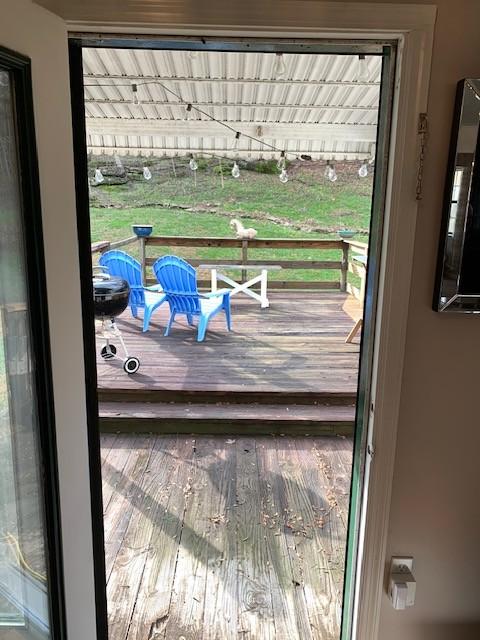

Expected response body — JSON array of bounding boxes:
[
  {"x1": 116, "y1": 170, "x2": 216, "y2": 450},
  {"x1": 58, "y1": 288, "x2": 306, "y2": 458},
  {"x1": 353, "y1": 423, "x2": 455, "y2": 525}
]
[{"x1": 92, "y1": 270, "x2": 140, "y2": 374}]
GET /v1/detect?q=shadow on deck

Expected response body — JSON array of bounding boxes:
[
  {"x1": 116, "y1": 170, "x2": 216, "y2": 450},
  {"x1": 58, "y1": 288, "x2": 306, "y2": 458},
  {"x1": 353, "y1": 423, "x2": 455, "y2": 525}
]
[
  {"x1": 102, "y1": 433, "x2": 353, "y2": 640},
  {"x1": 97, "y1": 291, "x2": 362, "y2": 400}
]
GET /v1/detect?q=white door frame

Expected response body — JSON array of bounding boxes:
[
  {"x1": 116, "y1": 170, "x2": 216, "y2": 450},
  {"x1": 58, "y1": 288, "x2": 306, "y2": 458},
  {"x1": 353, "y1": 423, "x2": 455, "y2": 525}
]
[{"x1": 65, "y1": 4, "x2": 436, "y2": 639}]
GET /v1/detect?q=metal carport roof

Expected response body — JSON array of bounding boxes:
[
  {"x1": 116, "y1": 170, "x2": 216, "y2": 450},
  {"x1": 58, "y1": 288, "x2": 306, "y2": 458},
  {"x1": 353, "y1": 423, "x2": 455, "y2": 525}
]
[{"x1": 83, "y1": 47, "x2": 381, "y2": 161}]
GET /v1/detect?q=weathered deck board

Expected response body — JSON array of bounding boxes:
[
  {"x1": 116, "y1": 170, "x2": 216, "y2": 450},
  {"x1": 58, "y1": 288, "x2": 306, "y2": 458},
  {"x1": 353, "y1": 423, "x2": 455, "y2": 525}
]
[
  {"x1": 256, "y1": 438, "x2": 309, "y2": 640},
  {"x1": 236, "y1": 437, "x2": 276, "y2": 638},
  {"x1": 202, "y1": 439, "x2": 238, "y2": 638},
  {"x1": 103, "y1": 436, "x2": 155, "y2": 582},
  {"x1": 126, "y1": 436, "x2": 188, "y2": 640},
  {"x1": 96, "y1": 292, "x2": 362, "y2": 396},
  {"x1": 103, "y1": 433, "x2": 352, "y2": 640},
  {"x1": 162, "y1": 437, "x2": 218, "y2": 638}
]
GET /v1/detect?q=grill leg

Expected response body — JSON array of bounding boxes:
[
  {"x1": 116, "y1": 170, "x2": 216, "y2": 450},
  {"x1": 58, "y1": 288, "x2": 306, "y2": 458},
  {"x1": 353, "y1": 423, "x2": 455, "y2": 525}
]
[{"x1": 110, "y1": 318, "x2": 129, "y2": 358}]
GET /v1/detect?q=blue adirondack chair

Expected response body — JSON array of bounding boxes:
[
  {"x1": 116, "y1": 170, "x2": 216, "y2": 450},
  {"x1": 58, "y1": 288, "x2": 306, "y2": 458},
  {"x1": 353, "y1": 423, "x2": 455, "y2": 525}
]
[
  {"x1": 152, "y1": 255, "x2": 232, "y2": 342},
  {"x1": 98, "y1": 250, "x2": 166, "y2": 332}
]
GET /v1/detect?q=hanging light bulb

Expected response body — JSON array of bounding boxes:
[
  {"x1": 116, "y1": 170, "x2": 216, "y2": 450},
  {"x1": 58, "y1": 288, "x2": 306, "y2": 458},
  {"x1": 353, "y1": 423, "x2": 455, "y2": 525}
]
[
  {"x1": 131, "y1": 83, "x2": 141, "y2": 106},
  {"x1": 357, "y1": 55, "x2": 369, "y2": 82},
  {"x1": 274, "y1": 53, "x2": 287, "y2": 79},
  {"x1": 324, "y1": 161, "x2": 337, "y2": 182},
  {"x1": 94, "y1": 168, "x2": 104, "y2": 184},
  {"x1": 143, "y1": 166, "x2": 152, "y2": 180},
  {"x1": 232, "y1": 131, "x2": 241, "y2": 151},
  {"x1": 231, "y1": 162, "x2": 240, "y2": 178},
  {"x1": 189, "y1": 155, "x2": 198, "y2": 171},
  {"x1": 185, "y1": 103, "x2": 193, "y2": 120},
  {"x1": 358, "y1": 161, "x2": 368, "y2": 178},
  {"x1": 279, "y1": 168, "x2": 289, "y2": 184}
]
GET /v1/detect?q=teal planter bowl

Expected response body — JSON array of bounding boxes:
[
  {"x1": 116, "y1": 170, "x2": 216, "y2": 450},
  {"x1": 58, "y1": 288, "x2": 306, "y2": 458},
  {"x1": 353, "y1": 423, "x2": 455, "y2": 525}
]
[
  {"x1": 338, "y1": 229, "x2": 356, "y2": 239},
  {"x1": 132, "y1": 224, "x2": 153, "y2": 237}
]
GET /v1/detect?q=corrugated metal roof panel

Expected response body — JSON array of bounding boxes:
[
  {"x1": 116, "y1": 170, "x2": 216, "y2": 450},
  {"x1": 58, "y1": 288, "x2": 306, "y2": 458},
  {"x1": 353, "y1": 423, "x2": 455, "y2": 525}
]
[{"x1": 83, "y1": 48, "x2": 381, "y2": 160}]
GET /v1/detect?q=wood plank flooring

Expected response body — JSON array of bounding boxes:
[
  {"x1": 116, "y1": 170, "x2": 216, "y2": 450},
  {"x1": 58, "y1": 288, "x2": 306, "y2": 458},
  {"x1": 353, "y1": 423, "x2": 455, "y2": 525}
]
[
  {"x1": 97, "y1": 292, "x2": 362, "y2": 397},
  {"x1": 101, "y1": 433, "x2": 352, "y2": 640}
]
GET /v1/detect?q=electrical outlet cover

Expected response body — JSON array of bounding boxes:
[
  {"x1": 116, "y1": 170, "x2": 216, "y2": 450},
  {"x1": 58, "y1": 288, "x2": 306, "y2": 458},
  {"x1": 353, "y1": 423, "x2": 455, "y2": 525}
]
[{"x1": 391, "y1": 556, "x2": 414, "y2": 573}]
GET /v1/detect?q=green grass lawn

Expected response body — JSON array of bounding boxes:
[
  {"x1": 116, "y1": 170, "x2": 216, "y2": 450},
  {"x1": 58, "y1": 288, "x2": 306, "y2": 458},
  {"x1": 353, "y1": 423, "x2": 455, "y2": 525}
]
[{"x1": 89, "y1": 159, "x2": 371, "y2": 284}]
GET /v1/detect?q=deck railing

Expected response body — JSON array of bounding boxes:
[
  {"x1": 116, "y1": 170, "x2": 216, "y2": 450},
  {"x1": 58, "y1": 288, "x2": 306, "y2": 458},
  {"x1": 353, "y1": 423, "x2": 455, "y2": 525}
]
[
  {"x1": 343, "y1": 239, "x2": 368, "y2": 301},
  {"x1": 92, "y1": 234, "x2": 368, "y2": 296}
]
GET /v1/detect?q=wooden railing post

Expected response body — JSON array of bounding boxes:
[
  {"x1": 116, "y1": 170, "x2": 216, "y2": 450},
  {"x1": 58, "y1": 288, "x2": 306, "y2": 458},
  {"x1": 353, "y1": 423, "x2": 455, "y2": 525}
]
[
  {"x1": 139, "y1": 236, "x2": 146, "y2": 285},
  {"x1": 341, "y1": 241, "x2": 349, "y2": 292},
  {"x1": 241, "y1": 239, "x2": 248, "y2": 283}
]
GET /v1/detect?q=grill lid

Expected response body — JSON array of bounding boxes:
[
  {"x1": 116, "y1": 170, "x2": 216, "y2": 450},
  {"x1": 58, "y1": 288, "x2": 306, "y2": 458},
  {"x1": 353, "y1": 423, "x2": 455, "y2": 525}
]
[{"x1": 92, "y1": 273, "x2": 130, "y2": 299}]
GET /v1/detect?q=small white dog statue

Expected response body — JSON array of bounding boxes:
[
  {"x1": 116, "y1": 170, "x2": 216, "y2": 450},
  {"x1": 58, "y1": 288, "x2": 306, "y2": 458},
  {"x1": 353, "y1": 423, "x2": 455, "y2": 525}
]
[{"x1": 230, "y1": 218, "x2": 258, "y2": 240}]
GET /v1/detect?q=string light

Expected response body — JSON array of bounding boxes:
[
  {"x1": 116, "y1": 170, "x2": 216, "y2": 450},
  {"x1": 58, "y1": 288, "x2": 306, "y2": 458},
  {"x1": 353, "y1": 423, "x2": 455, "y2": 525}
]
[
  {"x1": 232, "y1": 131, "x2": 241, "y2": 151},
  {"x1": 88, "y1": 77, "x2": 374, "y2": 183},
  {"x1": 87, "y1": 78, "x2": 292, "y2": 159},
  {"x1": 91, "y1": 153, "x2": 374, "y2": 187},
  {"x1": 131, "y1": 83, "x2": 140, "y2": 106},
  {"x1": 87, "y1": 76, "x2": 377, "y2": 170},
  {"x1": 358, "y1": 161, "x2": 368, "y2": 178},
  {"x1": 277, "y1": 151, "x2": 286, "y2": 170},
  {"x1": 325, "y1": 161, "x2": 337, "y2": 182}
]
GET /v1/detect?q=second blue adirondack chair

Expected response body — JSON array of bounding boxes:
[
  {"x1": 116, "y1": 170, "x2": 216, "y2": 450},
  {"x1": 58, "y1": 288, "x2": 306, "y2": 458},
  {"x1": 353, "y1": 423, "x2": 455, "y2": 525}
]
[
  {"x1": 152, "y1": 255, "x2": 232, "y2": 342},
  {"x1": 99, "y1": 250, "x2": 167, "y2": 332}
]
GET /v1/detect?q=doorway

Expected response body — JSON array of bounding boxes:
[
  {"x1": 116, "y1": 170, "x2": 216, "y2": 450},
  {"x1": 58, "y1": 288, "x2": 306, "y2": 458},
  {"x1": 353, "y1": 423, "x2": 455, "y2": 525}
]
[{"x1": 70, "y1": 36, "x2": 395, "y2": 640}]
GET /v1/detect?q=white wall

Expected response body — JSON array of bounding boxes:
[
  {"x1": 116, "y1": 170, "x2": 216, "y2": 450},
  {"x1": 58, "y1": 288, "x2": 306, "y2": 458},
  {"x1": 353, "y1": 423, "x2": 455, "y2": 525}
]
[
  {"x1": 4, "y1": 0, "x2": 480, "y2": 639},
  {"x1": 375, "y1": 1, "x2": 480, "y2": 638},
  {"x1": 0, "y1": 3, "x2": 97, "y2": 640}
]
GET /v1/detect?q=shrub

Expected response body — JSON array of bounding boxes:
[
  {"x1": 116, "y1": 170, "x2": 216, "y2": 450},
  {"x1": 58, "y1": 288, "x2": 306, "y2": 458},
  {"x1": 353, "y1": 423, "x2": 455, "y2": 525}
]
[{"x1": 251, "y1": 160, "x2": 280, "y2": 174}]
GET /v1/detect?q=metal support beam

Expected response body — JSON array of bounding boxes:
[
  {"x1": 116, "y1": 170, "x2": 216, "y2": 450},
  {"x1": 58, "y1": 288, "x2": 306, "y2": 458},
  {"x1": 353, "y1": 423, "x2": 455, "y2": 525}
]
[
  {"x1": 84, "y1": 98, "x2": 378, "y2": 112},
  {"x1": 86, "y1": 118, "x2": 377, "y2": 142},
  {"x1": 84, "y1": 74, "x2": 380, "y2": 87}
]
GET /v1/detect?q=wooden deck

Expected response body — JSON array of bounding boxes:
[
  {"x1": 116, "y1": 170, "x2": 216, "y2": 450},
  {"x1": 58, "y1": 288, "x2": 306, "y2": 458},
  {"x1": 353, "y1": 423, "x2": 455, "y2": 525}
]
[
  {"x1": 102, "y1": 433, "x2": 352, "y2": 640},
  {"x1": 97, "y1": 291, "x2": 362, "y2": 399}
]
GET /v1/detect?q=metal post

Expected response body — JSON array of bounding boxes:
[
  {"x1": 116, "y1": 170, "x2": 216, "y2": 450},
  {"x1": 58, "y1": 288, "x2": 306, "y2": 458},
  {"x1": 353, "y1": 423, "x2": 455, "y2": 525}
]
[
  {"x1": 211, "y1": 268, "x2": 217, "y2": 293},
  {"x1": 241, "y1": 239, "x2": 248, "y2": 283},
  {"x1": 341, "y1": 241, "x2": 349, "y2": 292},
  {"x1": 139, "y1": 236, "x2": 146, "y2": 285}
]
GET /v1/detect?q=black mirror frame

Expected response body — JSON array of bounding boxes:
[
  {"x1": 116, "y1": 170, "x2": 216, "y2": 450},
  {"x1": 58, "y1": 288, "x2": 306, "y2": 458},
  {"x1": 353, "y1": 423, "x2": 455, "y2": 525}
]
[{"x1": 434, "y1": 78, "x2": 480, "y2": 313}]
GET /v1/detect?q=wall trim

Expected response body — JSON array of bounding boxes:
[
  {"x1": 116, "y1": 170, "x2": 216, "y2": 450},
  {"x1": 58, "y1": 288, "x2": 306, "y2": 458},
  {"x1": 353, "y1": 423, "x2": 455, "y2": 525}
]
[
  {"x1": 62, "y1": 4, "x2": 436, "y2": 639},
  {"x1": 353, "y1": 22, "x2": 435, "y2": 640},
  {"x1": 36, "y1": 1, "x2": 436, "y2": 34}
]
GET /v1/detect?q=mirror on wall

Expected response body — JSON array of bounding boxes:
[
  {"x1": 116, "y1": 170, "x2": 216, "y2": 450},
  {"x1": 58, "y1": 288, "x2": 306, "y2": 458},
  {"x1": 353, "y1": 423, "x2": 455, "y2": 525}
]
[{"x1": 434, "y1": 78, "x2": 480, "y2": 312}]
